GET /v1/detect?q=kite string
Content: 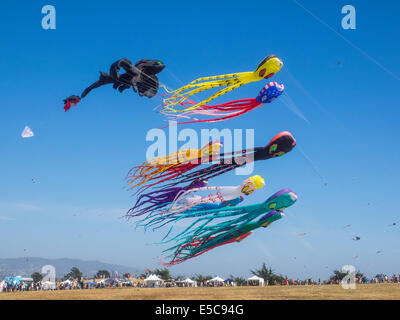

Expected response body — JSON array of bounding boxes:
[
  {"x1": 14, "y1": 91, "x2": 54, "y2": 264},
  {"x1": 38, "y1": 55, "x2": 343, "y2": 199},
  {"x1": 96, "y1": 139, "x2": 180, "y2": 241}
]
[{"x1": 292, "y1": 0, "x2": 399, "y2": 81}]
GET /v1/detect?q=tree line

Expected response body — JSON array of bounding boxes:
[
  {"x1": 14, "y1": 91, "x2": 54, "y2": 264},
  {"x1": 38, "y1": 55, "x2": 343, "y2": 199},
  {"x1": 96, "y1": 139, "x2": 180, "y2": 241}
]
[{"x1": 29, "y1": 263, "x2": 366, "y2": 284}]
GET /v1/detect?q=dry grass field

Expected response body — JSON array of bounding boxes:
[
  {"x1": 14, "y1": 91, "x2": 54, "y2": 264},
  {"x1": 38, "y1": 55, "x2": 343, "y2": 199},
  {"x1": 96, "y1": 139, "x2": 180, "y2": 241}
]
[{"x1": 0, "y1": 284, "x2": 399, "y2": 300}]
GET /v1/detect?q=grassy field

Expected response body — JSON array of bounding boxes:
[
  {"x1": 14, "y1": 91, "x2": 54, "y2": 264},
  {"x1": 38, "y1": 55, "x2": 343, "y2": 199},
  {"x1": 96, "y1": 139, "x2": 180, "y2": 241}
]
[{"x1": 0, "y1": 284, "x2": 399, "y2": 300}]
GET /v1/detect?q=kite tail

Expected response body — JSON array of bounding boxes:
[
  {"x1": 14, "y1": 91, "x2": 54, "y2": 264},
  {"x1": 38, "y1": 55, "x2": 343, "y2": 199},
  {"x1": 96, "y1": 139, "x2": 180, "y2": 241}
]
[
  {"x1": 63, "y1": 95, "x2": 81, "y2": 112},
  {"x1": 160, "y1": 161, "x2": 242, "y2": 189},
  {"x1": 163, "y1": 99, "x2": 263, "y2": 124},
  {"x1": 162, "y1": 231, "x2": 252, "y2": 266},
  {"x1": 161, "y1": 72, "x2": 253, "y2": 113},
  {"x1": 132, "y1": 162, "x2": 201, "y2": 195}
]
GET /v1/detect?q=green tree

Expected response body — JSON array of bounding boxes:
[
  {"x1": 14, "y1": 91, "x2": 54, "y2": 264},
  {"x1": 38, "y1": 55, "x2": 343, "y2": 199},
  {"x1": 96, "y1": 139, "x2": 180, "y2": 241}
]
[
  {"x1": 31, "y1": 272, "x2": 43, "y2": 283},
  {"x1": 250, "y1": 262, "x2": 286, "y2": 285},
  {"x1": 64, "y1": 267, "x2": 83, "y2": 281},
  {"x1": 95, "y1": 270, "x2": 111, "y2": 279},
  {"x1": 153, "y1": 268, "x2": 172, "y2": 281},
  {"x1": 230, "y1": 275, "x2": 247, "y2": 286},
  {"x1": 329, "y1": 269, "x2": 366, "y2": 282},
  {"x1": 329, "y1": 269, "x2": 347, "y2": 282}
]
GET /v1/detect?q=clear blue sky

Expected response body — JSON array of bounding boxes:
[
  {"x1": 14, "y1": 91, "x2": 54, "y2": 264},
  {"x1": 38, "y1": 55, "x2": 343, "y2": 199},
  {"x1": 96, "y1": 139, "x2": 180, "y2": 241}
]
[{"x1": 1, "y1": 0, "x2": 399, "y2": 280}]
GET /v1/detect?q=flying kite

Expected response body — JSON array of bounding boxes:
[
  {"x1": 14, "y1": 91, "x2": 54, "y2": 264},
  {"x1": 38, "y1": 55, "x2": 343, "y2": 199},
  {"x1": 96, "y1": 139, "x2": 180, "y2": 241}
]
[
  {"x1": 63, "y1": 58, "x2": 165, "y2": 111},
  {"x1": 388, "y1": 223, "x2": 396, "y2": 227},
  {"x1": 167, "y1": 174, "x2": 265, "y2": 214},
  {"x1": 135, "y1": 175, "x2": 265, "y2": 231},
  {"x1": 342, "y1": 224, "x2": 351, "y2": 229},
  {"x1": 352, "y1": 236, "x2": 361, "y2": 241},
  {"x1": 126, "y1": 140, "x2": 223, "y2": 193},
  {"x1": 161, "y1": 55, "x2": 283, "y2": 114},
  {"x1": 160, "y1": 188, "x2": 297, "y2": 266},
  {"x1": 296, "y1": 233, "x2": 306, "y2": 237},
  {"x1": 21, "y1": 126, "x2": 34, "y2": 138},
  {"x1": 160, "y1": 82, "x2": 284, "y2": 125},
  {"x1": 160, "y1": 131, "x2": 296, "y2": 189}
]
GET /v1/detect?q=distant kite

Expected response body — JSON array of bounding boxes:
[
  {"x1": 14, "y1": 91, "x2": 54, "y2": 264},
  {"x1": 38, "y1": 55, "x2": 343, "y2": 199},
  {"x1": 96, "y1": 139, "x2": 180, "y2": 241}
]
[
  {"x1": 342, "y1": 224, "x2": 351, "y2": 229},
  {"x1": 389, "y1": 223, "x2": 396, "y2": 227},
  {"x1": 21, "y1": 126, "x2": 34, "y2": 138},
  {"x1": 352, "y1": 236, "x2": 361, "y2": 241},
  {"x1": 296, "y1": 233, "x2": 306, "y2": 237}
]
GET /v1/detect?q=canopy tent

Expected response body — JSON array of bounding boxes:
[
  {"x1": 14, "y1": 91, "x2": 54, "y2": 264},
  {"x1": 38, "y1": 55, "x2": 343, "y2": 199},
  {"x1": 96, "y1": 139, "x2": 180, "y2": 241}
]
[
  {"x1": 144, "y1": 274, "x2": 163, "y2": 281},
  {"x1": 247, "y1": 275, "x2": 265, "y2": 286},
  {"x1": 224, "y1": 278, "x2": 236, "y2": 286},
  {"x1": 208, "y1": 276, "x2": 224, "y2": 283},
  {"x1": 183, "y1": 278, "x2": 197, "y2": 287},
  {"x1": 21, "y1": 277, "x2": 33, "y2": 282},
  {"x1": 144, "y1": 274, "x2": 164, "y2": 287}
]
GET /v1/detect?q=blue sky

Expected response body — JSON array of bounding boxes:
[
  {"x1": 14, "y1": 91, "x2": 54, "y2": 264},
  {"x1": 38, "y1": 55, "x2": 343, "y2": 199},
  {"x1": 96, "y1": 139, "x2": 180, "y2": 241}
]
[{"x1": 1, "y1": 0, "x2": 399, "y2": 280}]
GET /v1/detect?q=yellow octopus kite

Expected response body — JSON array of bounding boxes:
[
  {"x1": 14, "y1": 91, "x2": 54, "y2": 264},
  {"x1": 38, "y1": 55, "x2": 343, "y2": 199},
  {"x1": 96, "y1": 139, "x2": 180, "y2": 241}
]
[{"x1": 161, "y1": 55, "x2": 283, "y2": 114}]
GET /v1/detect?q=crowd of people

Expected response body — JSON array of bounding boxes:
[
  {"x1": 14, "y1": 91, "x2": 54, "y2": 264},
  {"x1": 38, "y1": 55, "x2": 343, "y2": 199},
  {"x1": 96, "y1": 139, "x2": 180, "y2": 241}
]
[
  {"x1": 0, "y1": 279, "x2": 143, "y2": 293},
  {"x1": 1, "y1": 273, "x2": 399, "y2": 293}
]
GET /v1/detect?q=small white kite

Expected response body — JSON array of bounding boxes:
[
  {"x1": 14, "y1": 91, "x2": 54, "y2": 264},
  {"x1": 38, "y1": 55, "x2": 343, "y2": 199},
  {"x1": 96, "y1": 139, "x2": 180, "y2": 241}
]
[{"x1": 21, "y1": 126, "x2": 34, "y2": 138}]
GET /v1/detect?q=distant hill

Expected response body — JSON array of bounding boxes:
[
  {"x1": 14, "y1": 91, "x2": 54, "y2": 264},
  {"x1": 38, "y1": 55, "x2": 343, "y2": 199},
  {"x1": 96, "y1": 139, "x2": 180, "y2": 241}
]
[{"x1": 0, "y1": 257, "x2": 143, "y2": 279}]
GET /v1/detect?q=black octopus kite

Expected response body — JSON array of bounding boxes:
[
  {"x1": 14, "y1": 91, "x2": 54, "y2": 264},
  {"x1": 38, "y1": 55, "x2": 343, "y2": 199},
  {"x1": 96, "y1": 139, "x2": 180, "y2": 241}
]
[{"x1": 63, "y1": 58, "x2": 165, "y2": 111}]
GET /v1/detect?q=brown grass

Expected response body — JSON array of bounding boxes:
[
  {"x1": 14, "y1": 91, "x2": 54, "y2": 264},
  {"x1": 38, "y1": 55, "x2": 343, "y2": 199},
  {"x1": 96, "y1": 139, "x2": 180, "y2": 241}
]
[{"x1": 1, "y1": 284, "x2": 399, "y2": 300}]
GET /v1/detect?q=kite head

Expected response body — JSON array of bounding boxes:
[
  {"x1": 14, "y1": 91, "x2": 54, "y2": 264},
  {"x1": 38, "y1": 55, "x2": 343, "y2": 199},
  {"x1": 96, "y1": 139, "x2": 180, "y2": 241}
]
[
  {"x1": 257, "y1": 210, "x2": 284, "y2": 228},
  {"x1": 135, "y1": 59, "x2": 166, "y2": 75},
  {"x1": 240, "y1": 175, "x2": 265, "y2": 195},
  {"x1": 265, "y1": 131, "x2": 296, "y2": 158},
  {"x1": 200, "y1": 140, "x2": 223, "y2": 158},
  {"x1": 254, "y1": 55, "x2": 283, "y2": 80},
  {"x1": 256, "y1": 82, "x2": 285, "y2": 103},
  {"x1": 263, "y1": 188, "x2": 297, "y2": 213}
]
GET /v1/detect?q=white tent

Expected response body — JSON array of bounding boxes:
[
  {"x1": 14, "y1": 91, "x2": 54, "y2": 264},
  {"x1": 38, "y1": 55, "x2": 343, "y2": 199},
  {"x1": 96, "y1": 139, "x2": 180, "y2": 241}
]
[
  {"x1": 247, "y1": 275, "x2": 265, "y2": 286},
  {"x1": 0, "y1": 280, "x2": 5, "y2": 292},
  {"x1": 208, "y1": 276, "x2": 225, "y2": 284},
  {"x1": 22, "y1": 277, "x2": 33, "y2": 282},
  {"x1": 144, "y1": 274, "x2": 164, "y2": 287},
  {"x1": 183, "y1": 278, "x2": 197, "y2": 287}
]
